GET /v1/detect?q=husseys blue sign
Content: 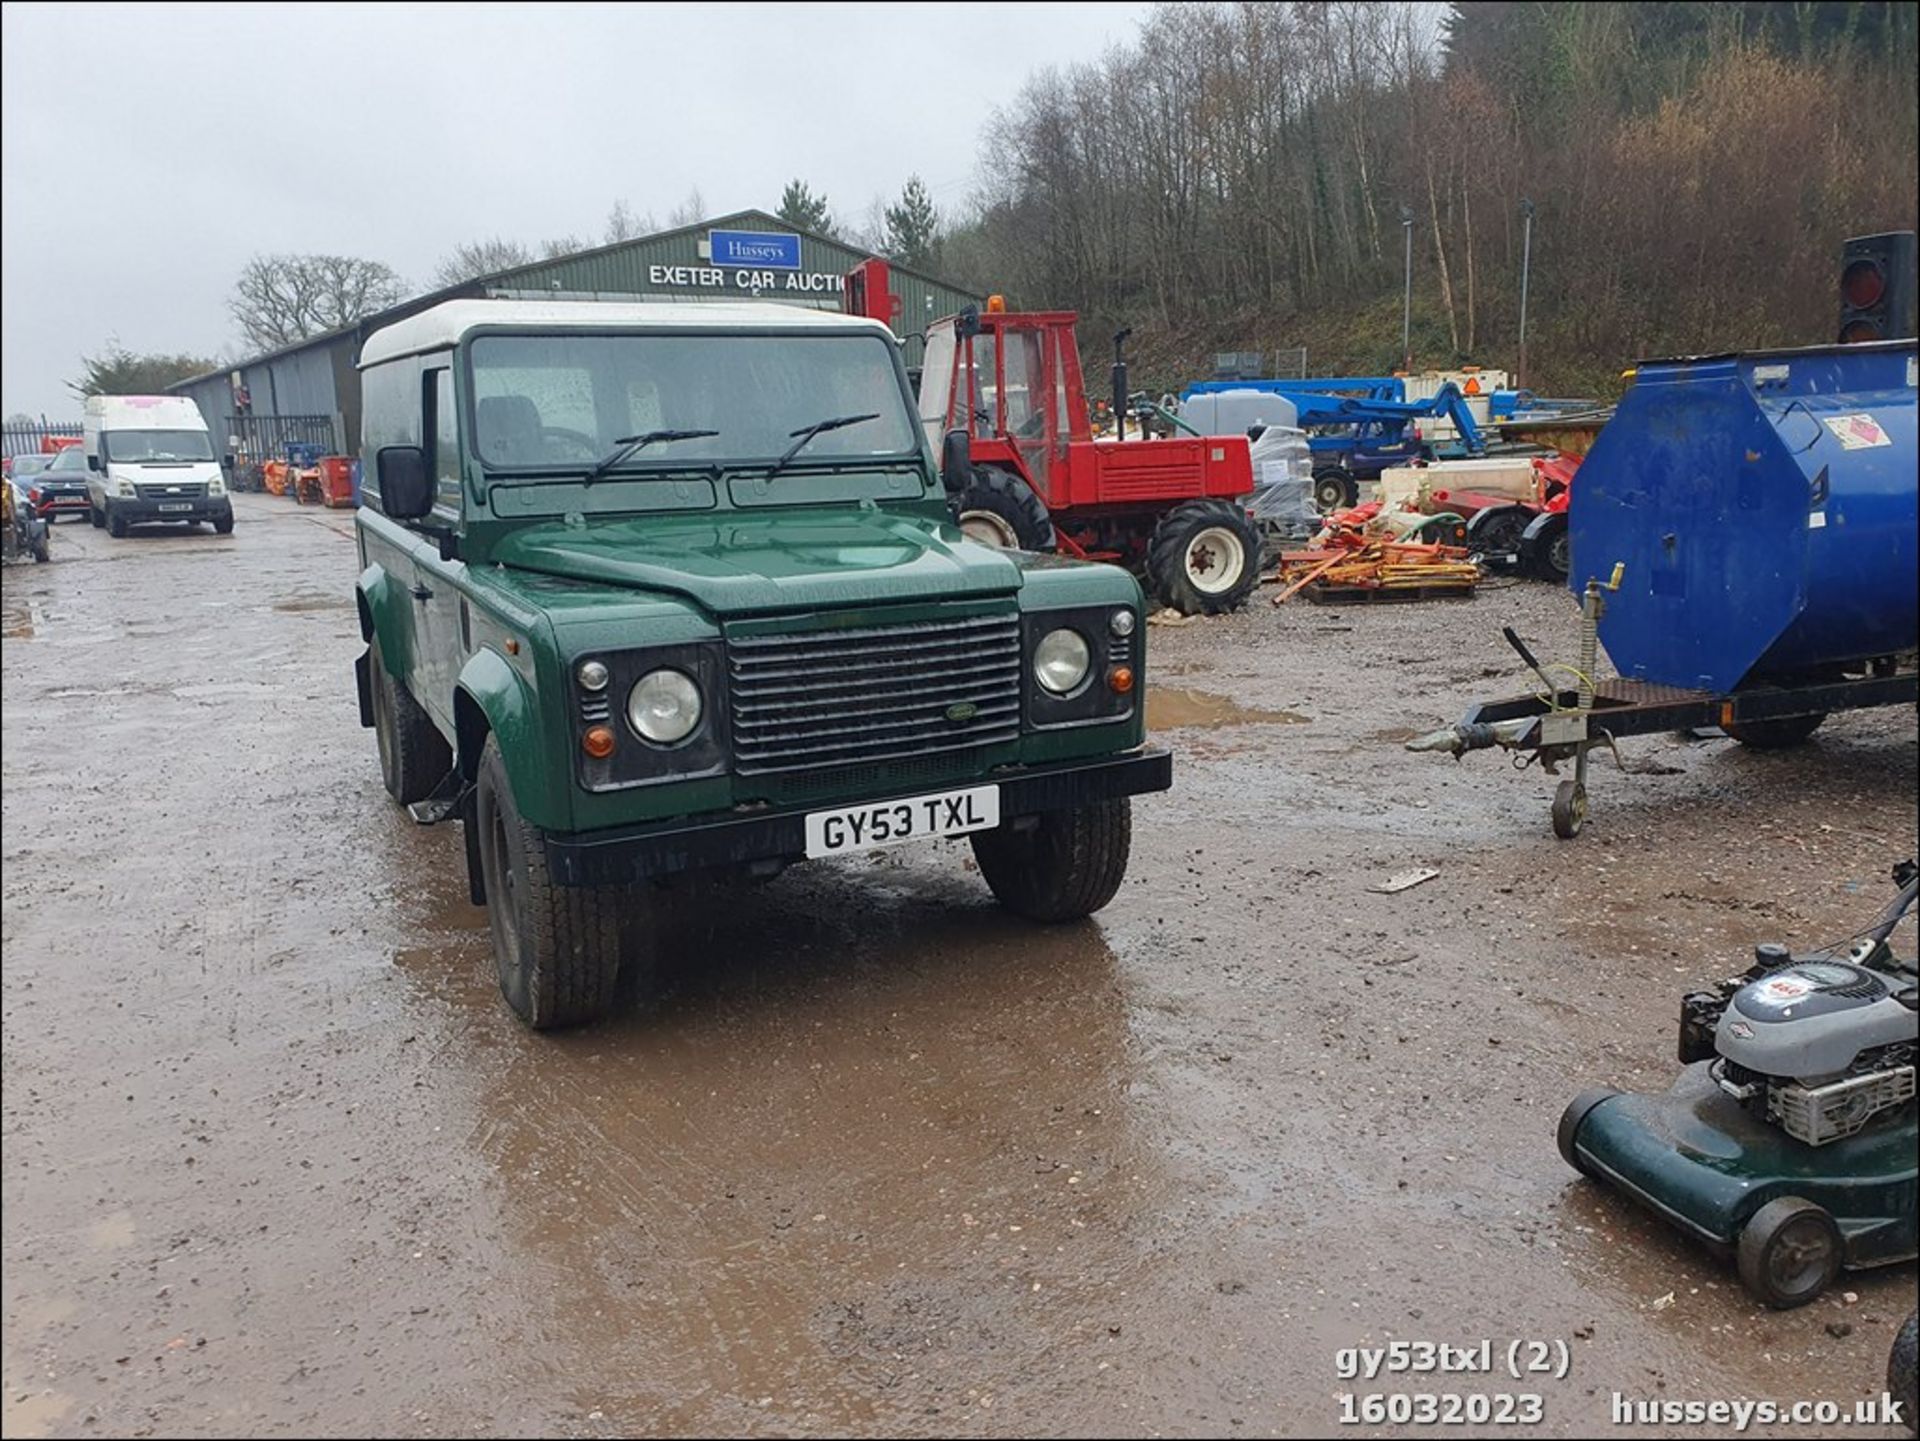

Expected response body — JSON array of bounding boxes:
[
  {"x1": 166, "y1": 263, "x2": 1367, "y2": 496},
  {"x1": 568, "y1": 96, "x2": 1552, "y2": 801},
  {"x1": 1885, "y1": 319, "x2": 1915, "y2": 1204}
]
[{"x1": 709, "y1": 230, "x2": 802, "y2": 271}]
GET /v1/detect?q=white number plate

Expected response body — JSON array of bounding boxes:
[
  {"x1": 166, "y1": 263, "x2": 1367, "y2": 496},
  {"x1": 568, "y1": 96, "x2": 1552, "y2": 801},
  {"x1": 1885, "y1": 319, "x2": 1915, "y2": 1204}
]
[
  {"x1": 158, "y1": 502, "x2": 193, "y2": 512},
  {"x1": 804, "y1": 784, "x2": 1000, "y2": 859}
]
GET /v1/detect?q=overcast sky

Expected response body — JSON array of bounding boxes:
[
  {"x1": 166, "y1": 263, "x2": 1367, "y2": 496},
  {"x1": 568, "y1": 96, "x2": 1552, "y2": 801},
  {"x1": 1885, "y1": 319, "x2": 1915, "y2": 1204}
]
[{"x1": 1, "y1": 0, "x2": 1155, "y2": 418}]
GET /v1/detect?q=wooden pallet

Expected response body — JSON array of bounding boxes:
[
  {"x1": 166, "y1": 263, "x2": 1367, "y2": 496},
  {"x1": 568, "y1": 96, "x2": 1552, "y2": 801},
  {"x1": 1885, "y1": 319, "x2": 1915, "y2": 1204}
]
[{"x1": 1303, "y1": 580, "x2": 1478, "y2": 605}]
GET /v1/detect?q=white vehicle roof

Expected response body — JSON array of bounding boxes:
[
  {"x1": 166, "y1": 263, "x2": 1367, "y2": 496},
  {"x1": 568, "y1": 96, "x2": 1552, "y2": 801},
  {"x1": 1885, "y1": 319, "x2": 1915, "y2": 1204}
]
[
  {"x1": 85, "y1": 394, "x2": 208, "y2": 428},
  {"x1": 359, "y1": 298, "x2": 895, "y2": 369}
]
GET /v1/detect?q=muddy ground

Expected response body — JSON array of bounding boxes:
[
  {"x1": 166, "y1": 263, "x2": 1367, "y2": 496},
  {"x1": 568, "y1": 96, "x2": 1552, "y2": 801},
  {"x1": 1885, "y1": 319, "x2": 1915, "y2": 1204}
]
[{"x1": 3, "y1": 494, "x2": 1915, "y2": 1438}]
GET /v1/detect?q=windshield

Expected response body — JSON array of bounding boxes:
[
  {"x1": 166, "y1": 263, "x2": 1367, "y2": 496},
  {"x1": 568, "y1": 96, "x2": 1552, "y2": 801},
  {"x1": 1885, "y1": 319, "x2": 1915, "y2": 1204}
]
[
  {"x1": 16, "y1": 453, "x2": 58, "y2": 474},
  {"x1": 104, "y1": 429, "x2": 215, "y2": 463},
  {"x1": 469, "y1": 332, "x2": 919, "y2": 474}
]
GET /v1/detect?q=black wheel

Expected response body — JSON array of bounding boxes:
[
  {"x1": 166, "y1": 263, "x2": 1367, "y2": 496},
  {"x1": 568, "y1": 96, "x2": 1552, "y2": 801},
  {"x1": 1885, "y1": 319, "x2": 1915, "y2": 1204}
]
[
  {"x1": 31, "y1": 530, "x2": 49, "y2": 562},
  {"x1": 1469, "y1": 506, "x2": 1529, "y2": 558},
  {"x1": 1724, "y1": 712, "x2": 1825, "y2": 749},
  {"x1": 1312, "y1": 467, "x2": 1356, "y2": 513},
  {"x1": 953, "y1": 465, "x2": 1054, "y2": 551},
  {"x1": 1736, "y1": 1197, "x2": 1842, "y2": 1309},
  {"x1": 106, "y1": 506, "x2": 128, "y2": 538},
  {"x1": 369, "y1": 638, "x2": 452, "y2": 805},
  {"x1": 1556, "y1": 1088, "x2": 1619, "y2": 1175},
  {"x1": 474, "y1": 736, "x2": 622, "y2": 1029},
  {"x1": 1551, "y1": 779, "x2": 1587, "y2": 839},
  {"x1": 1890, "y1": 1311, "x2": 1918, "y2": 1436},
  {"x1": 1525, "y1": 516, "x2": 1570, "y2": 581},
  {"x1": 89, "y1": 500, "x2": 105, "y2": 528},
  {"x1": 972, "y1": 799, "x2": 1132, "y2": 923},
  {"x1": 214, "y1": 512, "x2": 235, "y2": 536},
  {"x1": 1147, "y1": 499, "x2": 1262, "y2": 615}
]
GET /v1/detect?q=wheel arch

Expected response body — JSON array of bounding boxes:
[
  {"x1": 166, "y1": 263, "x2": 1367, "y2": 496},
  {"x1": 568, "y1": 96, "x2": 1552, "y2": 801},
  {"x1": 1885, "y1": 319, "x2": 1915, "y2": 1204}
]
[{"x1": 453, "y1": 646, "x2": 565, "y2": 831}]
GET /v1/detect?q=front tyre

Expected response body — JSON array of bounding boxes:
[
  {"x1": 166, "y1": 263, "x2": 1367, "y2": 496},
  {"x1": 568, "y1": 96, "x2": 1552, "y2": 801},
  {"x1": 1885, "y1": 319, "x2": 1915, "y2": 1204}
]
[
  {"x1": 971, "y1": 799, "x2": 1131, "y2": 923},
  {"x1": 475, "y1": 736, "x2": 622, "y2": 1029},
  {"x1": 1148, "y1": 499, "x2": 1262, "y2": 614},
  {"x1": 214, "y1": 510, "x2": 235, "y2": 535}
]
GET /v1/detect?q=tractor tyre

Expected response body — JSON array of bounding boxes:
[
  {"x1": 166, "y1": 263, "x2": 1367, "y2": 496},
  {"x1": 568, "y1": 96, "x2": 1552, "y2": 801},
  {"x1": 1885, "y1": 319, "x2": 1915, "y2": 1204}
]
[
  {"x1": 1524, "y1": 514, "x2": 1571, "y2": 582},
  {"x1": 953, "y1": 466, "x2": 1055, "y2": 552},
  {"x1": 1148, "y1": 499, "x2": 1262, "y2": 615}
]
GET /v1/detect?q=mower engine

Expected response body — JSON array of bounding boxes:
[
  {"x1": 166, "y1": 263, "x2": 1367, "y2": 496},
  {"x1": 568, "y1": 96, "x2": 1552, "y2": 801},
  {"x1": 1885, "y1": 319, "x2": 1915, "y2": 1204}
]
[{"x1": 1679, "y1": 864, "x2": 1918, "y2": 1147}]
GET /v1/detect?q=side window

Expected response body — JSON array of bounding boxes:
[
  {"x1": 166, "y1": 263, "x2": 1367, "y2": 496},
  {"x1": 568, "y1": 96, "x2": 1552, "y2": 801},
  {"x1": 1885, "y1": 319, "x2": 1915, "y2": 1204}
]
[{"x1": 430, "y1": 368, "x2": 459, "y2": 510}]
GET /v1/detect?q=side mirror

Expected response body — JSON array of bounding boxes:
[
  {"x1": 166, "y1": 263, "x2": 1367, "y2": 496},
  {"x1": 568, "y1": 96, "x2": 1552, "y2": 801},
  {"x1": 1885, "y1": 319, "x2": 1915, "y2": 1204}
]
[
  {"x1": 86, "y1": 453, "x2": 100, "y2": 471},
  {"x1": 956, "y1": 305, "x2": 982, "y2": 341},
  {"x1": 376, "y1": 445, "x2": 433, "y2": 520},
  {"x1": 223, "y1": 452, "x2": 236, "y2": 470},
  {"x1": 940, "y1": 427, "x2": 973, "y2": 494}
]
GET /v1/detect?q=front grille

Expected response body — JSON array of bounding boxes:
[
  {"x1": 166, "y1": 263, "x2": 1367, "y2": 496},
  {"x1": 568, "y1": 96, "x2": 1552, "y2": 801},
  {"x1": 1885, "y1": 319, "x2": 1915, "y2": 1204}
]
[
  {"x1": 137, "y1": 481, "x2": 206, "y2": 500},
  {"x1": 727, "y1": 612, "x2": 1021, "y2": 776}
]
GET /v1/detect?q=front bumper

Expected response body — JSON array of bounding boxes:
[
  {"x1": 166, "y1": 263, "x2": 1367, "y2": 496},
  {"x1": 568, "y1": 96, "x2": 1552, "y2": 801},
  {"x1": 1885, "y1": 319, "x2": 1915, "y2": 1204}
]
[
  {"x1": 109, "y1": 495, "x2": 233, "y2": 525},
  {"x1": 546, "y1": 747, "x2": 1173, "y2": 886},
  {"x1": 33, "y1": 491, "x2": 88, "y2": 517}
]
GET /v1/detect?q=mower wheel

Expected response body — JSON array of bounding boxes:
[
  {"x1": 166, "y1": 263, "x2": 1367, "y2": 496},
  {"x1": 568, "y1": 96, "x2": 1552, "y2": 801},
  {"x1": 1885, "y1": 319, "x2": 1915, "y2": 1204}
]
[
  {"x1": 1890, "y1": 1311, "x2": 1917, "y2": 1436},
  {"x1": 1737, "y1": 1197, "x2": 1842, "y2": 1309},
  {"x1": 954, "y1": 466, "x2": 1055, "y2": 552},
  {"x1": 1555, "y1": 1088, "x2": 1619, "y2": 1176},
  {"x1": 1550, "y1": 779, "x2": 1587, "y2": 839},
  {"x1": 1724, "y1": 712, "x2": 1826, "y2": 750},
  {"x1": 1148, "y1": 499, "x2": 1262, "y2": 615}
]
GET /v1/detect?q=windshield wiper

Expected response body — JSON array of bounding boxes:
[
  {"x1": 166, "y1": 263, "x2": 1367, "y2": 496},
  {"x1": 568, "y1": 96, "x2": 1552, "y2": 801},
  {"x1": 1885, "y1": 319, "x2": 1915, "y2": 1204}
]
[
  {"x1": 579, "y1": 428, "x2": 719, "y2": 487},
  {"x1": 765, "y1": 413, "x2": 880, "y2": 479}
]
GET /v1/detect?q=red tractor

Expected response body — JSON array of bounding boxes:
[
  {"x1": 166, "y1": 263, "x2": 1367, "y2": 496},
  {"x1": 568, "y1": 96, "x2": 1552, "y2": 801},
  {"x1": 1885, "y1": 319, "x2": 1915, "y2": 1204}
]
[{"x1": 845, "y1": 260, "x2": 1261, "y2": 613}]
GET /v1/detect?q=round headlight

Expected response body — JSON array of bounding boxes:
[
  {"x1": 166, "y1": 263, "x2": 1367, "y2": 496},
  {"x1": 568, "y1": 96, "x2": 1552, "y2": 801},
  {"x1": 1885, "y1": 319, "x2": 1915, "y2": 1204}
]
[
  {"x1": 576, "y1": 659, "x2": 610, "y2": 692},
  {"x1": 1034, "y1": 627, "x2": 1091, "y2": 695},
  {"x1": 627, "y1": 668, "x2": 702, "y2": 744},
  {"x1": 1109, "y1": 608, "x2": 1137, "y2": 638}
]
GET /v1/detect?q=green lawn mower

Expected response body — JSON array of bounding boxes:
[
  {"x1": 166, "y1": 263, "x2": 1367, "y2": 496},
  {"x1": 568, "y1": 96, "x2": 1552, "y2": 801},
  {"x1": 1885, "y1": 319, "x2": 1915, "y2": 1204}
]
[{"x1": 1559, "y1": 862, "x2": 1917, "y2": 1310}]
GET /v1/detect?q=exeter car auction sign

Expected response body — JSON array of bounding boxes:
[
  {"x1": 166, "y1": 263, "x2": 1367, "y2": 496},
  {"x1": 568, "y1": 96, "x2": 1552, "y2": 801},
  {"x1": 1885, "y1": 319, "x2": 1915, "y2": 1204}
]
[{"x1": 654, "y1": 229, "x2": 844, "y2": 297}]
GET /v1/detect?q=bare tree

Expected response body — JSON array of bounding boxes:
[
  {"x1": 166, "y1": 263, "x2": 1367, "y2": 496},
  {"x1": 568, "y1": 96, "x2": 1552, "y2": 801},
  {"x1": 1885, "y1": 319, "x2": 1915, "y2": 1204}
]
[
  {"x1": 431, "y1": 238, "x2": 535, "y2": 290},
  {"x1": 229, "y1": 254, "x2": 407, "y2": 351},
  {"x1": 666, "y1": 187, "x2": 707, "y2": 228},
  {"x1": 604, "y1": 200, "x2": 654, "y2": 243}
]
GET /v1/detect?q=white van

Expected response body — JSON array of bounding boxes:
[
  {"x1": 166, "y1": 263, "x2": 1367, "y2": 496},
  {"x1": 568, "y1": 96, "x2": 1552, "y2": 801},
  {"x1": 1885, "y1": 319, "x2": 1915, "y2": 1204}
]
[{"x1": 84, "y1": 395, "x2": 233, "y2": 537}]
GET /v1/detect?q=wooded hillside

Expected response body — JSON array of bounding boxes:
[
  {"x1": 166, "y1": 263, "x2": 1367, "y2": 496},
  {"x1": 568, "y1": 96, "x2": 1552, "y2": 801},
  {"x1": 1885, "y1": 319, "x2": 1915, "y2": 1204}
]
[{"x1": 940, "y1": 1, "x2": 1919, "y2": 397}]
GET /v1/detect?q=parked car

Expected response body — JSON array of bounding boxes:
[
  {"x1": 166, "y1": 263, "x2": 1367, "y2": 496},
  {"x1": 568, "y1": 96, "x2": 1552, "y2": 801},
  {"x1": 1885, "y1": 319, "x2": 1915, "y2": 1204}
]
[
  {"x1": 5, "y1": 452, "x2": 54, "y2": 483},
  {"x1": 24, "y1": 444, "x2": 92, "y2": 521}
]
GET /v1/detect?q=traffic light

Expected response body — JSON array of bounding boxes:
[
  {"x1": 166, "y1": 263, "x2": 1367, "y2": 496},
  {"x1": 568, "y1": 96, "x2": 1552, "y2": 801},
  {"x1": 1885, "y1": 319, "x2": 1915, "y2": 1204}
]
[{"x1": 1837, "y1": 231, "x2": 1916, "y2": 343}]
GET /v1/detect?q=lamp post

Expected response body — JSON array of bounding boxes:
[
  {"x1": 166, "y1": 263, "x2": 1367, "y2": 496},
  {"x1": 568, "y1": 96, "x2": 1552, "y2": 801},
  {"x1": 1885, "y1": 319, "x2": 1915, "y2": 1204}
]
[
  {"x1": 1518, "y1": 197, "x2": 1535, "y2": 390},
  {"x1": 1400, "y1": 206, "x2": 1414, "y2": 373}
]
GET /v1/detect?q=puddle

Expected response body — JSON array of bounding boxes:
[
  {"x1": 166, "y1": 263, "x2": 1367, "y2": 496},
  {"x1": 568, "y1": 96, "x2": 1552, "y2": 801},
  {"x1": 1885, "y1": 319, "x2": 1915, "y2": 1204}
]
[{"x1": 1147, "y1": 686, "x2": 1309, "y2": 730}]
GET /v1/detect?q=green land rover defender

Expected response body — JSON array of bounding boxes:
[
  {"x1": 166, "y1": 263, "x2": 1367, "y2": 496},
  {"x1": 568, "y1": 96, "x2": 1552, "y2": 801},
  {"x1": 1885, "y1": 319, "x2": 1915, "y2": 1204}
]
[{"x1": 352, "y1": 299, "x2": 1171, "y2": 1028}]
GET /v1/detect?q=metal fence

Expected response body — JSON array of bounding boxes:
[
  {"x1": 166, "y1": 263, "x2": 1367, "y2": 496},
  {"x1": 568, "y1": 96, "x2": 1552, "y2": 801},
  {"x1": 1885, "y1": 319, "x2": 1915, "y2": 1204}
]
[
  {"x1": 2, "y1": 421, "x2": 83, "y2": 460},
  {"x1": 226, "y1": 414, "x2": 339, "y2": 466}
]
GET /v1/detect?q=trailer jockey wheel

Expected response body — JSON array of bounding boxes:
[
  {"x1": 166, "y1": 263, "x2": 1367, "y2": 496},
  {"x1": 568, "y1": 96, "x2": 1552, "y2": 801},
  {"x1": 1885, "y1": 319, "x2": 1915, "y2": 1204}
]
[
  {"x1": 1551, "y1": 779, "x2": 1587, "y2": 839},
  {"x1": 1312, "y1": 468, "x2": 1357, "y2": 513},
  {"x1": 1148, "y1": 500, "x2": 1263, "y2": 615},
  {"x1": 954, "y1": 466, "x2": 1055, "y2": 552}
]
